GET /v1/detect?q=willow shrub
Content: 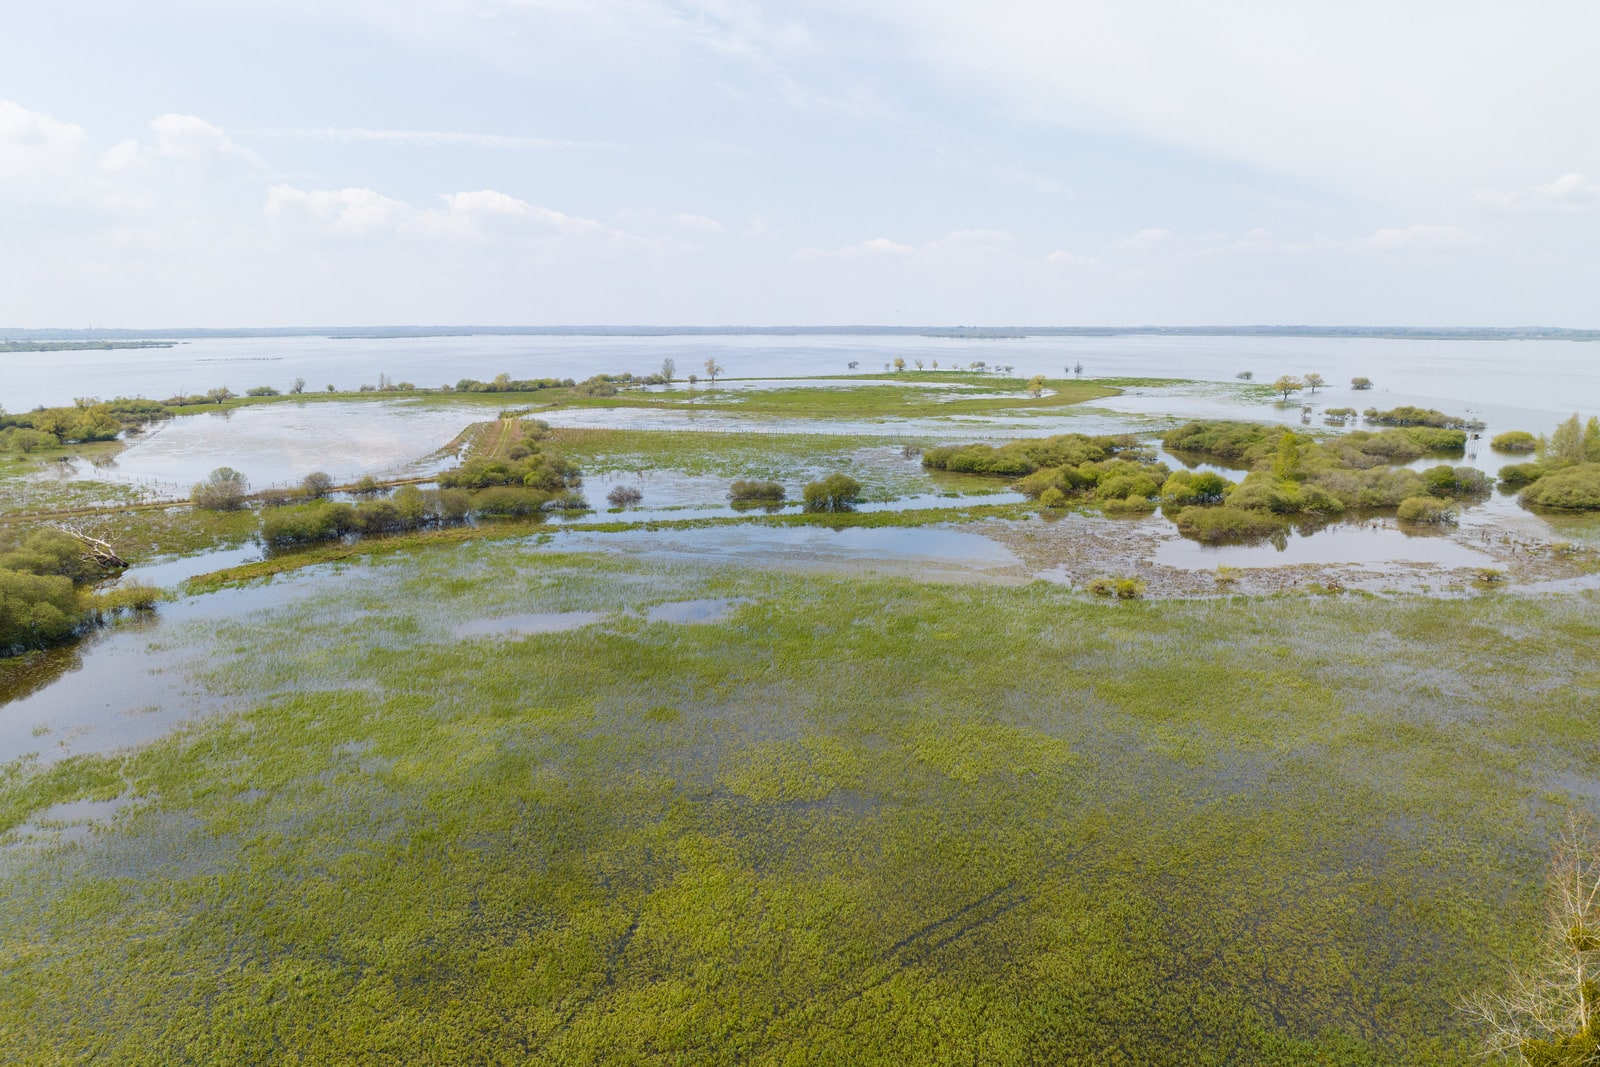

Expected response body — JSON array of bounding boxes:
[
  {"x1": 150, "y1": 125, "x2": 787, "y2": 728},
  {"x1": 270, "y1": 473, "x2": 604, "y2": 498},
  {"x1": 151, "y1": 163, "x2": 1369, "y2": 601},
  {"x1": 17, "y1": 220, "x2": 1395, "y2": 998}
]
[
  {"x1": 1173, "y1": 504, "x2": 1285, "y2": 542},
  {"x1": 1397, "y1": 496, "x2": 1456, "y2": 524},
  {"x1": 1519, "y1": 463, "x2": 1600, "y2": 510}
]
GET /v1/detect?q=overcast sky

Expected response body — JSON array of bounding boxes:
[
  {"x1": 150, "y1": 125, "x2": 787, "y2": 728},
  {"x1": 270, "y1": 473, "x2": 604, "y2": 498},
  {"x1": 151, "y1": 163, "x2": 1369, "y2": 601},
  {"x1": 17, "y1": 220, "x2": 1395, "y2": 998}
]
[{"x1": 2, "y1": 1, "x2": 1597, "y2": 327}]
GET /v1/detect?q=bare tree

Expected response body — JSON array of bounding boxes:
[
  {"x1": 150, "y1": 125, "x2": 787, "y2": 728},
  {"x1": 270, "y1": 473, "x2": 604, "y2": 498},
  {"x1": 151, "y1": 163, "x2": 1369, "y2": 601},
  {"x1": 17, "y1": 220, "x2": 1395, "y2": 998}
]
[
  {"x1": 47, "y1": 523, "x2": 127, "y2": 569},
  {"x1": 1462, "y1": 815, "x2": 1600, "y2": 1064},
  {"x1": 660, "y1": 358, "x2": 675, "y2": 386}
]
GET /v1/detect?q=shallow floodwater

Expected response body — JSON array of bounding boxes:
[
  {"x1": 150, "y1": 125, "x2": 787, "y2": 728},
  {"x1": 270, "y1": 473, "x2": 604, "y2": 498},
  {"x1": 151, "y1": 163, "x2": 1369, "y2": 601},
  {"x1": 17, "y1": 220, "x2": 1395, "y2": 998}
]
[
  {"x1": 543, "y1": 522, "x2": 1021, "y2": 575},
  {"x1": 455, "y1": 610, "x2": 605, "y2": 638},
  {"x1": 1153, "y1": 522, "x2": 1494, "y2": 570},
  {"x1": 0, "y1": 570, "x2": 340, "y2": 764},
  {"x1": 71, "y1": 400, "x2": 474, "y2": 491}
]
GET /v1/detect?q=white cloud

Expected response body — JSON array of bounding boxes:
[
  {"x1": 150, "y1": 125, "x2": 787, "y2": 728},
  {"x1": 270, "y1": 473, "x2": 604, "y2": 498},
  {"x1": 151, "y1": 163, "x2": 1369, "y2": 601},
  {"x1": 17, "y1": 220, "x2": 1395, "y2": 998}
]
[
  {"x1": 1046, "y1": 249, "x2": 1098, "y2": 267},
  {"x1": 247, "y1": 126, "x2": 619, "y2": 150},
  {"x1": 98, "y1": 138, "x2": 143, "y2": 173},
  {"x1": 1362, "y1": 225, "x2": 1478, "y2": 252},
  {"x1": 670, "y1": 212, "x2": 725, "y2": 233},
  {"x1": 266, "y1": 184, "x2": 619, "y2": 242},
  {"x1": 795, "y1": 228, "x2": 1016, "y2": 264},
  {"x1": 148, "y1": 113, "x2": 260, "y2": 170},
  {"x1": 0, "y1": 99, "x2": 87, "y2": 181},
  {"x1": 1112, "y1": 228, "x2": 1174, "y2": 252},
  {"x1": 794, "y1": 236, "x2": 915, "y2": 262},
  {"x1": 266, "y1": 185, "x2": 411, "y2": 235},
  {"x1": 861, "y1": 1, "x2": 1600, "y2": 197},
  {"x1": 990, "y1": 165, "x2": 1065, "y2": 195},
  {"x1": 1476, "y1": 173, "x2": 1600, "y2": 214}
]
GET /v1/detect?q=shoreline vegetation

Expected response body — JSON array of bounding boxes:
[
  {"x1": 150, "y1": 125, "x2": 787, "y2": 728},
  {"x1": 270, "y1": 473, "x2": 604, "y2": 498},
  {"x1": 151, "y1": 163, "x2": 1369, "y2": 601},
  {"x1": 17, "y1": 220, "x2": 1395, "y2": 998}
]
[{"x1": 5, "y1": 362, "x2": 1600, "y2": 1064}]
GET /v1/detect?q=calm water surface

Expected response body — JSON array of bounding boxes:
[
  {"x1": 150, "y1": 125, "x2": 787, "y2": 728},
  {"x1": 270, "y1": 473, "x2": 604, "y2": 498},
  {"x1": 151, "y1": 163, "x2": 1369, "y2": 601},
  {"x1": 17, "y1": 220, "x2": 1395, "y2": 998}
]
[{"x1": 6, "y1": 333, "x2": 1597, "y2": 426}]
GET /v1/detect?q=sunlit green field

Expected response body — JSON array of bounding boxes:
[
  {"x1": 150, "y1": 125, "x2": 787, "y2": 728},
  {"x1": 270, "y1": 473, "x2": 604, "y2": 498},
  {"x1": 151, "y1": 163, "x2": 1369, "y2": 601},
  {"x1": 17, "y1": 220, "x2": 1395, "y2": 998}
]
[{"x1": 4, "y1": 539, "x2": 1594, "y2": 1064}]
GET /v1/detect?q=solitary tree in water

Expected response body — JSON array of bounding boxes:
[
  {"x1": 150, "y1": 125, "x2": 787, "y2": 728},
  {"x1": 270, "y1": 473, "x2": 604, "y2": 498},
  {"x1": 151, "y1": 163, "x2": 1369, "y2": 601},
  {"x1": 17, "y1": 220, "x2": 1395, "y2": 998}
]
[
  {"x1": 703, "y1": 358, "x2": 724, "y2": 388},
  {"x1": 1304, "y1": 372, "x2": 1326, "y2": 393},
  {"x1": 1463, "y1": 816, "x2": 1600, "y2": 1065},
  {"x1": 1272, "y1": 375, "x2": 1304, "y2": 402},
  {"x1": 660, "y1": 358, "x2": 675, "y2": 386}
]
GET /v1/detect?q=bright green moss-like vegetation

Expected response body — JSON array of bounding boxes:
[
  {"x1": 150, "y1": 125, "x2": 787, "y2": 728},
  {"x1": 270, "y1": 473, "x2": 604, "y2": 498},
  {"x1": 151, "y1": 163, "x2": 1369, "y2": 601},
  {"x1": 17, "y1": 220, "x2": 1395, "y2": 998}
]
[{"x1": 2, "y1": 550, "x2": 1596, "y2": 1064}]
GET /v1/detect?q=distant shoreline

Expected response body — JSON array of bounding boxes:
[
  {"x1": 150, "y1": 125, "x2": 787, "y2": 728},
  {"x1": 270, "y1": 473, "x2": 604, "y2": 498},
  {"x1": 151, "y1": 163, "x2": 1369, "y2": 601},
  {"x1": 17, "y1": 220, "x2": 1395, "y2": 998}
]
[
  {"x1": 2, "y1": 325, "x2": 1598, "y2": 343},
  {"x1": 0, "y1": 340, "x2": 180, "y2": 353}
]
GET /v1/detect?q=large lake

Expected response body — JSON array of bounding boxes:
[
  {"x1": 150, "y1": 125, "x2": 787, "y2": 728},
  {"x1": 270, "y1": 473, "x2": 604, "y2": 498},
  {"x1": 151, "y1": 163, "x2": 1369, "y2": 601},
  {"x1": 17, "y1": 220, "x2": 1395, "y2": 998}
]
[{"x1": 5, "y1": 333, "x2": 1598, "y2": 430}]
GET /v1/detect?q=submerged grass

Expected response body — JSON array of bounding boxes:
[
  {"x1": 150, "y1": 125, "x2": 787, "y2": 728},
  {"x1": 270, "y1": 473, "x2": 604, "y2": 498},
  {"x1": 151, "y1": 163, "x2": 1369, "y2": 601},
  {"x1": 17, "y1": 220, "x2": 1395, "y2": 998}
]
[
  {"x1": 552, "y1": 427, "x2": 1010, "y2": 498},
  {"x1": 557, "y1": 377, "x2": 1120, "y2": 419},
  {"x1": 2, "y1": 541, "x2": 1596, "y2": 1064}
]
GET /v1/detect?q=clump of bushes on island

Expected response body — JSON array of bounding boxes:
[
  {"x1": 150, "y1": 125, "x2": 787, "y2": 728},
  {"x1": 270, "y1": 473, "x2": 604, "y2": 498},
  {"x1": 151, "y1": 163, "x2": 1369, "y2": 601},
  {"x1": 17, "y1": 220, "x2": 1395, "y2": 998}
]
[
  {"x1": 1519, "y1": 464, "x2": 1600, "y2": 510},
  {"x1": 0, "y1": 397, "x2": 170, "y2": 447},
  {"x1": 1397, "y1": 496, "x2": 1456, "y2": 524},
  {"x1": 1493, "y1": 415, "x2": 1600, "y2": 510},
  {"x1": 926, "y1": 418, "x2": 1504, "y2": 542},
  {"x1": 1490, "y1": 430, "x2": 1537, "y2": 453},
  {"x1": 1360, "y1": 405, "x2": 1485, "y2": 431}
]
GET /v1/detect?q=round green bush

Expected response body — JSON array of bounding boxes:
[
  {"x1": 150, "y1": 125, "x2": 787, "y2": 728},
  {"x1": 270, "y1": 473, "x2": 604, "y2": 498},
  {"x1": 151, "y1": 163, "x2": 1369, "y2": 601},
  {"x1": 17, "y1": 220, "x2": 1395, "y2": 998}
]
[
  {"x1": 1396, "y1": 496, "x2": 1455, "y2": 523},
  {"x1": 1519, "y1": 463, "x2": 1600, "y2": 510},
  {"x1": 1490, "y1": 430, "x2": 1537, "y2": 453}
]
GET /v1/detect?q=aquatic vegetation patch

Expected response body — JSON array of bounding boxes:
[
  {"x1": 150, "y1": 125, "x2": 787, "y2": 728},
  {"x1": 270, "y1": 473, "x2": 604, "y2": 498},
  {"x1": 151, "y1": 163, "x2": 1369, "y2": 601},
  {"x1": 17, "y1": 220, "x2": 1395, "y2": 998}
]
[{"x1": 3, "y1": 554, "x2": 1589, "y2": 1062}]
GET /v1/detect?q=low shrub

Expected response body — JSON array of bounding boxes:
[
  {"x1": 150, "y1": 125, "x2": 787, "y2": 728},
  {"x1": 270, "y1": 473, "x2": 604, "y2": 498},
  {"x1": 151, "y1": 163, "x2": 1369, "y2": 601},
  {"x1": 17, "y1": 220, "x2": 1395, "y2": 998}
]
[
  {"x1": 1397, "y1": 496, "x2": 1455, "y2": 523},
  {"x1": 542, "y1": 490, "x2": 589, "y2": 512},
  {"x1": 301, "y1": 472, "x2": 336, "y2": 499},
  {"x1": 192, "y1": 467, "x2": 249, "y2": 511},
  {"x1": 1421, "y1": 465, "x2": 1493, "y2": 496},
  {"x1": 728, "y1": 480, "x2": 785, "y2": 503},
  {"x1": 1363, "y1": 406, "x2": 1484, "y2": 431},
  {"x1": 1102, "y1": 494, "x2": 1156, "y2": 516},
  {"x1": 474, "y1": 487, "x2": 548, "y2": 518},
  {"x1": 1518, "y1": 463, "x2": 1600, "y2": 510},
  {"x1": 607, "y1": 485, "x2": 643, "y2": 508},
  {"x1": 1173, "y1": 504, "x2": 1285, "y2": 542},
  {"x1": 1497, "y1": 462, "x2": 1545, "y2": 488},
  {"x1": 1160, "y1": 470, "x2": 1232, "y2": 505},
  {"x1": 260, "y1": 502, "x2": 353, "y2": 546},
  {"x1": 802, "y1": 474, "x2": 863, "y2": 513},
  {"x1": 1038, "y1": 487, "x2": 1067, "y2": 509},
  {"x1": 0, "y1": 568, "x2": 81, "y2": 652},
  {"x1": 1087, "y1": 576, "x2": 1146, "y2": 599},
  {"x1": 0, "y1": 530, "x2": 107, "y2": 584},
  {"x1": 89, "y1": 581, "x2": 162, "y2": 614},
  {"x1": 1490, "y1": 430, "x2": 1538, "y2": 453},
  {"x1": 923, "y1": 433, "x2": 1109, "y2": 476}
]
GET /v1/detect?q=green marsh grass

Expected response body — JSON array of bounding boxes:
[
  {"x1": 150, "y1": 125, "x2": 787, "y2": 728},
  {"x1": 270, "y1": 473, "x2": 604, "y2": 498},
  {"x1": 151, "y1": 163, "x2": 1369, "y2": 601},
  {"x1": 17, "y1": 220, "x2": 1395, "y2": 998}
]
[{"x1": 3, "y1": 543, "x2": 1596, "y2": 1064}]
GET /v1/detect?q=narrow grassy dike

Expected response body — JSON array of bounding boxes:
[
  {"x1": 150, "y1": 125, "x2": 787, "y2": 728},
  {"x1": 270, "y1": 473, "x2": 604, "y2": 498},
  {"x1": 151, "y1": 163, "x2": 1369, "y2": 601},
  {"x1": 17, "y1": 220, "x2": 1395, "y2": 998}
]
[{"x1": 2, "y1": 546, "x2": 1595, "y2": 1064}]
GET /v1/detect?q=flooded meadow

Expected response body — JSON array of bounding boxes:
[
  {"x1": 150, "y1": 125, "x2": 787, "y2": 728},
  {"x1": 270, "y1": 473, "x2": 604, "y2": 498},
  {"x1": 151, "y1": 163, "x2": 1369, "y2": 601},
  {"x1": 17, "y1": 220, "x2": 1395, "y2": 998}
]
[{"x1": 3, "y1": 333, "x2": 1600, "y2": 1064}]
